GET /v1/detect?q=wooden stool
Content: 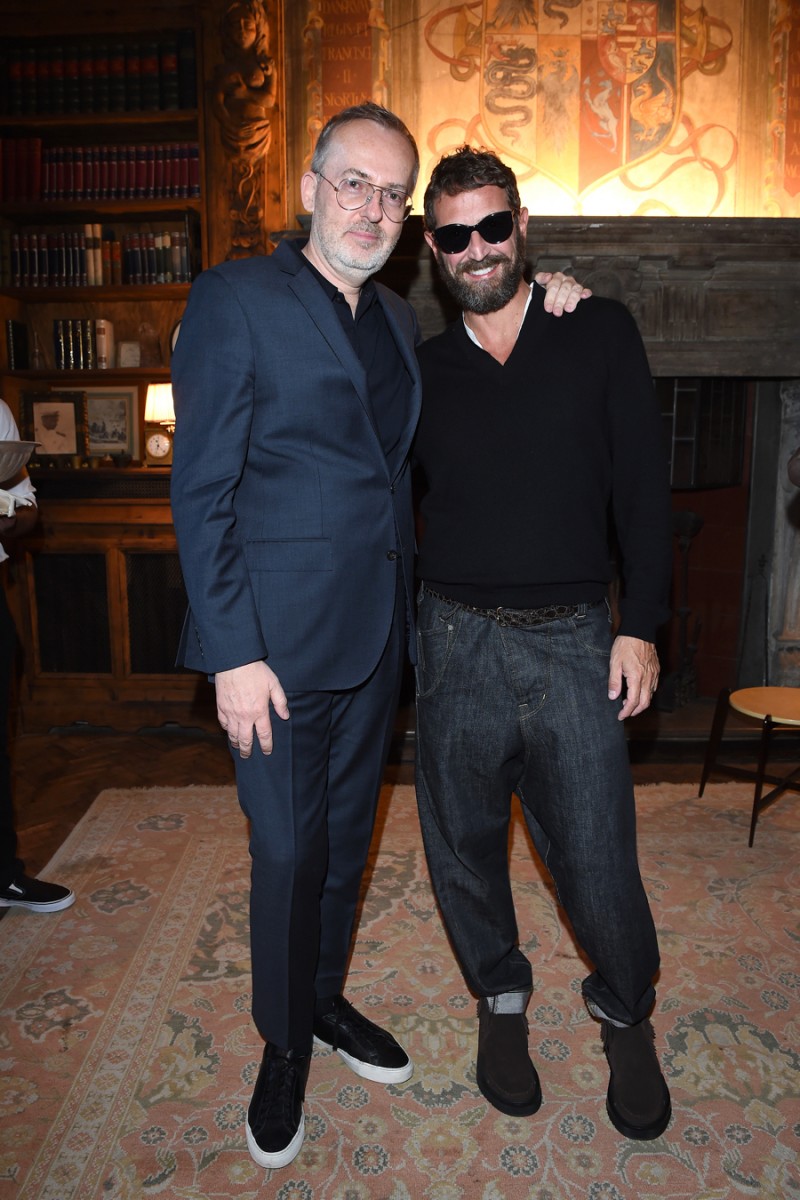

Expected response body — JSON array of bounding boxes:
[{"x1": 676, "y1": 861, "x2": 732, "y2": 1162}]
[{"x1": 699, "y1": 687, "x2": 800, "y2": 845}]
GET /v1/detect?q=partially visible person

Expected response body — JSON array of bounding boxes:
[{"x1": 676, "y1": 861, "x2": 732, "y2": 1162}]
[
  {"x1": 413, "y1": 147, "x2": 673, "y2": 1141},
  {"x1": 0, "y1": 398, "x2": 75, "y2": 915}
]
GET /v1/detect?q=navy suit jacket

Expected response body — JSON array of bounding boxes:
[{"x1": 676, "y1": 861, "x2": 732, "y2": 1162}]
[{"x1": 170, "y1": 239, "x2": 422, "y2": 692}]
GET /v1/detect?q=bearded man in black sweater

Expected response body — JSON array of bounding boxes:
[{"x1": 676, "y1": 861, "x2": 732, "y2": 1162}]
[{"x1": 413, "y1": 148, "x2": 673, "y2": 1141}]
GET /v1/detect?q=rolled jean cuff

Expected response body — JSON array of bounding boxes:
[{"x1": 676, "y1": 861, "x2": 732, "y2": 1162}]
[
  {"x1": 585, "y1": 999, "x2": 627, "y2": 1028},
  {"x1": 486, "y1": 990, "x2": 531, "y2": 1015}
]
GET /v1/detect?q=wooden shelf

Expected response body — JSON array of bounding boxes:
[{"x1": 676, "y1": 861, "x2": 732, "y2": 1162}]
[
  {"x1": 0, "y1": 109, "x2": 199, "y2": 129},
  {"x1": 7, "y1": 367, "x2": 171, "y2": 381},
  {"x1": 0, "y1": 200, "x2": 201, "y2": 222},
  {"x1": 0, "y1": 284, "x2": 191, "y2": 302}
]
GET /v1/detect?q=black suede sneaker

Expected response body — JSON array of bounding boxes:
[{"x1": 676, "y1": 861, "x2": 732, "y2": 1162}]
[
  {"x1": 246, "y1": 1044, "x2": 311, "y2": 1169},
  {"x1": 602, "y1": 1019, "x2": 672, "y2": 1140},
  {"x1": 313, "y1": 996, "x2": 412, "y2": 1083},
  {"x1": 476, "y1": 998, "x2": 542, "y2": 1116},
  {"x1": 0, "y1": 874, "x2": 75, "y2": 913}
]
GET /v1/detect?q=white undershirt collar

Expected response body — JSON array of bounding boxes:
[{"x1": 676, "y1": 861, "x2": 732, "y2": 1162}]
[{"x1": 462, "y1": 281, "x2": 534, "y2": 350}]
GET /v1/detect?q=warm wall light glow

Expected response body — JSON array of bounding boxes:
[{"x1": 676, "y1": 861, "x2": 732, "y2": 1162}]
[{"x1": 145, "y1": 383, "x2": 176, "y2": 431}]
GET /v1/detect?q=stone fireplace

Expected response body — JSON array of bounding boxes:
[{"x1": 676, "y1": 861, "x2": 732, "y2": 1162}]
[{"x1": 381, "y1": 216, "x2": 800, "y2": 693}]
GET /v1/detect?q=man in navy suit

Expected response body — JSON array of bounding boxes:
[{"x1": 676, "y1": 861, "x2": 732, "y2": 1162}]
[{"x1": 171, "y1": 103, "x2": 585, "y2": 1170}]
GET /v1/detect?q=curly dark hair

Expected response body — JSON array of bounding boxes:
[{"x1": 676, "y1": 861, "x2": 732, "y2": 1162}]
[
  {"x1": 423, "y1": 146, "x2": 521, "y2": 231},
  {"x1": 311, "y1": 102, "x2": 419, "y2": 191}
]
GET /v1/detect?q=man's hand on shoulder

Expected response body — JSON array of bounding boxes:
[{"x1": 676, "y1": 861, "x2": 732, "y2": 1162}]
[
  {"x1": 534, "y1": 270, "x2": 592, "y2": 316},
  {"x1": 215, "y1": 660, "x2": 290, "y2": 758},
  {"x1": 608, "y1": 635, "x2": 659, "y2": 721}
]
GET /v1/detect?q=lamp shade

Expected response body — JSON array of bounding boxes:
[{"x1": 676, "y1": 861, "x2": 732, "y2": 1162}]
[{"x1": 144, "y1": 382, "x2": 175, "y2": 426}]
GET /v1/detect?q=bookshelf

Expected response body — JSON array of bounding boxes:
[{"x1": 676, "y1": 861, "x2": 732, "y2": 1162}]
[
  {"x1": 0, "y1": 12, "x2": 211, "y2": 731},
  {"x1": 0, "y1": 23, "x2": 206, "y2": 443}
]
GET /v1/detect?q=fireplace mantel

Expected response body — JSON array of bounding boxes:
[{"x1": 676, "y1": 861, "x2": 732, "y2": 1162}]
[{"x1": 386, "y1": 216, "x2": 800, "y2": 379}]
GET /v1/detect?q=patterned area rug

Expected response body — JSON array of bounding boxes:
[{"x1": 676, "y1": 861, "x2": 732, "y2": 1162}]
[{"x1": 0, "y1": 781, "x2": 797, "y2": 1200}]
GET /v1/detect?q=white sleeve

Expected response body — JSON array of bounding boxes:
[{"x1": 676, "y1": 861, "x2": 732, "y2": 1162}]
[{"x1": 0, "y1": 399, "x2": 37, "y2": 505}]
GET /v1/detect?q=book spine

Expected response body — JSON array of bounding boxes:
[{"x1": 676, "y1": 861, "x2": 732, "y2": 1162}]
[
  {"x1": 140, "y1": 41, "x2": 160, "y2": 110},
  {"x1": 111, "y1": 237, "x2": 122, "y2": 285},
  {"x1": 73, "y1": 317, "x2": 85, "y2": 369},
  {"x1": 154, "y1": 144, "x2": 165, "y2": 198},
  {"x1": 50, "y1": 44, "x2": 65, "y2": 114},
  {"x1": 6, "y1": 319, "x2": 30, "y2": 370},
  {"x1": 95, "y1": 317, "x2": 115, "y2": 368},
  {"x1": 170, "y1": 231, "x2": 181, "y2": 284},
  {"x1": 53, "y1": 318, "x2": 65, "y2": 368},
  {"x1": 159, "y1": 39, "x2": 179, "y2": 110},
  {"x1": 94, "y1": 42, "x2": 110, "y2": 112},
  {"x1": 8, "y1": 41, "x2": 24, "y2": 116},
  {"x1": 189, "y1": 143, "x2": 200, "y2": 198},
  {"x1": 101, "y1": 231, "x2": 112, "y2": 285},
  {"x1": 36, "y1": 44, "x2": 52, "y2": 115},
  {"x1": 73, "y1": 145, "x2": 84, "y2": 201},
  {"x1": 84, "y1": 316, "x2": 96, "y2": 368},
  {"x1": 11, "y1": 233, "x2": 21, "y2": 286},
  {"x1": 107, "y1": 144, "x2": 118, "y2": 200},
  {"x1": 22, "y1": 45, "x2": 37, "y2": 115},
  {"x1": 20, "y1": 230, "x2": 30, "y2": 286},
  {"x1": 135, "y1": 144, "x2": 147, "y2": 199},
  {"x1": 145, "y1": 230, "x2": 157, "y2": 283},
  {"x1": 29, "y1": 230, "x2": 40, "y2": 287},
  {"x1": 125, "y1": 41, "x2": 142, "y2": 112},
  {"x1": 79, "y1": 43, "x2": 94, "y2": 112},
  {"x1": 64, "y1": 43, "x2": 80, "y2": 114},
  {"x1": 109, "y1": 43, "x2": 126, "y2": 112},
  {"x1": 85, "y1": 222, "x2": 96, "y2": 287},
  {"x1": 176, "y1": 29, "x2": 197, "y2": 109},
  {"x1": 92, "y1": 222, "x2": 102, "y2": 285},
  {"x1": 161, "y1": 230, "x2": 172, "y2": 283},
  {"x1": 178, "y1": 142, "x2": 189, "y2": 199},
  {"x1": 64, "y1": 318, "x2": 75, "y2": 368},
  {"x1": 78, "y1": 227, "x2": 87, "y2": 286}
]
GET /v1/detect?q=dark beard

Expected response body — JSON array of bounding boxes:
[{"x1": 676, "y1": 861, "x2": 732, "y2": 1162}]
[{"x1": 436, "y1": 228, "x2": 527, "y2": 314}]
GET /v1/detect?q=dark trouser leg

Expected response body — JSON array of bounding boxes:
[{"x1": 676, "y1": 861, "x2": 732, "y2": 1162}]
[
  {"x1": 0, "y1": 583, "x2": 21, "y2": 888},
  {"x1": 515, "y1": 605, "x2": 659, "y2": 1025},
  {"x1": 235, "y1": 598, "x2": 404, "y2": 1053},
  {"x1": 415, "y1": 592, "x2": 533, "y2": 999}
]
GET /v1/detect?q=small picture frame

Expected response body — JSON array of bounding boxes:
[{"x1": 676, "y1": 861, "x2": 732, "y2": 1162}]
[
  {"x1": 21, "y1": 391, "x2": 88, "y2": 463},
  {"x1": 117, "y1": 341, "x2": 142, "y2": 368},
  {"x1": 57, "y1": 385, "x2": 139, "y2": 458}
]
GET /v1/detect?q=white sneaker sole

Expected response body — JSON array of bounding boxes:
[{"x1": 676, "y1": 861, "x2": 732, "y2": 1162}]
[
  {"x1": 313, "y1": 1037, "x2": 413, "y2": 1083},
  {"x1": 246, "y1": 1112, "x2": 304, "y2": 1169},
  {"x1": 0, "y1": 892, "x2": 75, "y2": 912}
]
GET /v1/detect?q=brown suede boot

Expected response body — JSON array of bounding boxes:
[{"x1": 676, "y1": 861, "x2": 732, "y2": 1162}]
[
  {"x1": 602, "y1": 1019, "x2": 671, "y2": 1139},
  {"x1": 476, "y1": 998, "x2": 542, "y2": 1117}
]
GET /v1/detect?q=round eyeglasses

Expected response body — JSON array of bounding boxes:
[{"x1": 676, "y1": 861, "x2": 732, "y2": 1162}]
[
  {"x1": 316, "y1": 172, "x2": 413, "y2": 223},
  {"x1": 431, "y1": 210, "x2": 516, "y2": 255}
]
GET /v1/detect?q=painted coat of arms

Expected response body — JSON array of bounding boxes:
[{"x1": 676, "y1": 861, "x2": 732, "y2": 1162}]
[{"x1": 429, "y1": 0, "x2": 680, "y2": 198}]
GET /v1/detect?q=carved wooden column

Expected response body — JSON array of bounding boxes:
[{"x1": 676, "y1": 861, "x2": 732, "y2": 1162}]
[{"x1": 204, "y1": 0, "x2": 285, "y2": 262}]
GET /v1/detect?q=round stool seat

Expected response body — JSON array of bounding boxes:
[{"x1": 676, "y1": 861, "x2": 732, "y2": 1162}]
[{"x1": 729, "y1": 687, "x2": 800, "y2": 726}]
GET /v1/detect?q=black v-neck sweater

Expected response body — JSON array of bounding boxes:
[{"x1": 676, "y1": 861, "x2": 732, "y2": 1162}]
[{"x1": 413, "y1": 286, "x2": 672, "y2": 643}]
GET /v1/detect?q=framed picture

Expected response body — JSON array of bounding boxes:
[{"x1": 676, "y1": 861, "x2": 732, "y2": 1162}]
[
  {"x1": 57, "y1": 386, "x2": 139, "y2": 458},
  {"x1": 21, "y1": 391, "x2": 88, "y2": 462}
]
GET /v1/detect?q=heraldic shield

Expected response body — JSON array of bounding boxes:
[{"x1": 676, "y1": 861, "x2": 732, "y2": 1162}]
[{"x1": 476, "y1": 0, "x2": 680, "y2": 198}]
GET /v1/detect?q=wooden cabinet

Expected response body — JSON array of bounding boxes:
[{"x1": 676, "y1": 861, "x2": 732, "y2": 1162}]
[{"x1": 5, "y1": 469, "x2": 217, "y2": 733}]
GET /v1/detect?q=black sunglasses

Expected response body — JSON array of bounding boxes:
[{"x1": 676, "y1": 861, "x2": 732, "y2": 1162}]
[{"x1": 431, "y1": 210, "x2": 515, "y2": 255}]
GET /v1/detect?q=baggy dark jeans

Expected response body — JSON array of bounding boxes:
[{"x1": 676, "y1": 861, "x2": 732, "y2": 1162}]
[{"x1": 414, "y1": 588, "x2": 659, "y2": 1026}]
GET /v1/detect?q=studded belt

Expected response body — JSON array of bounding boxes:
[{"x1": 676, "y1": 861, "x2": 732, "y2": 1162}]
[{"x1": 422, "y1": 586, "x2": 588, "y2": 629}]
